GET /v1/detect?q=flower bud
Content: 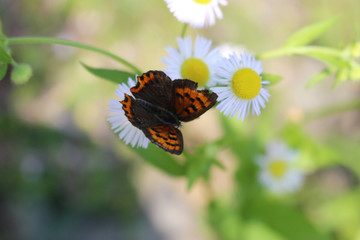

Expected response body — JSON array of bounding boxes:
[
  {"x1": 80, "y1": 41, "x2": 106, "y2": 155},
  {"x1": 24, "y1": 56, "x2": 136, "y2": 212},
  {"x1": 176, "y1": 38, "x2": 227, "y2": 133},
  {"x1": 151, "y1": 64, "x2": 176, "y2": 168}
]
[{"x1": 11, "y1": 63, "x2": 32, "y2": 85}]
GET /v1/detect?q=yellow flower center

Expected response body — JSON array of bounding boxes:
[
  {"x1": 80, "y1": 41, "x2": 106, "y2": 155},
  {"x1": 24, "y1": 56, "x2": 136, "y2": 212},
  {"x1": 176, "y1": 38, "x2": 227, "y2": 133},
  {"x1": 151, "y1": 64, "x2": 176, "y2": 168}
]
[
  {"x1": 181, "y1": 58, "x2": 210, "y2": 87},
  {"x1": 193, "y1": 0, "x2": 211, "y2": 4},
  {"x1": 269, "y1": 160, "x2": 287, "y2": 178},
  {"x1": 231, "y1": 68, "x2": 261, "y2": 100}
]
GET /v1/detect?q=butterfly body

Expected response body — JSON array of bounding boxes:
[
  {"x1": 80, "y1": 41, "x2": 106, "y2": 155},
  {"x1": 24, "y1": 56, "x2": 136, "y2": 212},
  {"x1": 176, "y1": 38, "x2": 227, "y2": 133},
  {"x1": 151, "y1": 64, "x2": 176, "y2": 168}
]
[
  {"x1": 121, "y1": 71, "x2": 217, "y2": 155},
  {"x1": 136, "y1": 98, "x2": 180, "y2": 128}
]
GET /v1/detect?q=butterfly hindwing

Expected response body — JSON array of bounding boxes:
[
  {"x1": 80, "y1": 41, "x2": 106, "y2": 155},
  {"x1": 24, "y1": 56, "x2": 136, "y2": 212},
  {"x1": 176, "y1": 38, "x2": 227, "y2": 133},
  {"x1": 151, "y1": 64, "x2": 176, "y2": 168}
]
[
  {"x1": 120, "y1": 94, "x2": 163, "y2": 128},
  {"x1": 142, "y1": 126, "x2": 183, "y2": 155},
  {"x1": 130, "y1": 71, "x2": 174, "y2": 111},
  {"x1": 172, "y1": 79, "x2": 218, "y2": 122}
]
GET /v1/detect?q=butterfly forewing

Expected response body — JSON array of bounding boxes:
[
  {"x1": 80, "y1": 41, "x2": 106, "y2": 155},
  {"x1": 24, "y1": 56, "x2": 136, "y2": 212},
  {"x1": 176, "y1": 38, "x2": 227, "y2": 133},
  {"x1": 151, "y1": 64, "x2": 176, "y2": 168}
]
[
  {"x1": 172, "y1": 79, "x2": 218, "y2": 122},
  {"x1": 143, "y1": 126, "x2": 183, "y2": 155},
  {"x1": 130, "y1": 71, "x2": 174, "y2": 111}
]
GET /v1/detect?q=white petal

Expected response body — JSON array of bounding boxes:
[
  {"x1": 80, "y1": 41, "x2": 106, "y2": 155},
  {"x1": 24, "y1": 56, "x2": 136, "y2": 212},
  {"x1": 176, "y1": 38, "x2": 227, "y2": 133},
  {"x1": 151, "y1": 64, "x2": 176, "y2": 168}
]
[{"x1": 164, "y1": 0, "x2": 227, "y2": 28}]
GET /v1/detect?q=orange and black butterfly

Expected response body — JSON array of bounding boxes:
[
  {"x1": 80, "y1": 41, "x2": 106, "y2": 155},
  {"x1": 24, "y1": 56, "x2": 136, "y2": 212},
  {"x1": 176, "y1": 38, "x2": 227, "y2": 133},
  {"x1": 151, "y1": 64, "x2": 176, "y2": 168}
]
[{"x1": 120, "y1": 70, "x2": 218, "y2": 155}]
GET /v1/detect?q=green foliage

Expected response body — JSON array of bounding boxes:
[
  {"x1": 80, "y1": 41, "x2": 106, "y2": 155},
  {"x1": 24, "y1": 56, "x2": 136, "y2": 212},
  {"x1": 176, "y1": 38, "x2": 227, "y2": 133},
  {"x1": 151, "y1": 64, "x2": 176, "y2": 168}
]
[
  {"x1": 261, "y1": 73, "x2": 282, "y2": 85},
  {"x1": 0, "y1": 63, "x2": 7, "y2": 80},
  {"x1": 204, "y1": 117, "x2": 338, "y2": 240},
  {"x1": 306, "y1": 68, "x2": 332, "y2": 88},
  {"x1": 0, "y1": 45, "x2": 12, "y2": 64},
  {"x1": 185, "y1": 142, "x2": 222, "y2": 189},
  {"x1": 282, "y1": 122, "x2": 338, "y2": 168},
  {"x1": 315, "y1": 191, "x2": 360, "y2": 239},
  {"x1": 208, "y1": 201, "x2": 245, "y2": 240},
  {"x1": 136, "y1": 144, "x2": 186, "y2": 176},
  {"x1": 0, "y1": 116, "x2": 145, "y2": 238},
  {"x1": 247, "y1": 198, "x2": 331, "y2": 240},
  {"x1": 259, "y1": 17, "x2": 360, "y2": 87},
  {"x1": 284, "y1": 17, "x2": 339, "y2": 47},
  {"x1": 81, "y1": 63, "x2": 136, "y2": 84}
]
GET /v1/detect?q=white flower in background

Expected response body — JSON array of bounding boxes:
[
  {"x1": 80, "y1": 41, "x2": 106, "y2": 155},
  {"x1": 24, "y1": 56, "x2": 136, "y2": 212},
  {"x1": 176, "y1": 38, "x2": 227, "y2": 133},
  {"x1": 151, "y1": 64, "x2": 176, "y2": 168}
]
[
  {"x1": 108, "y1": 77, "x2": 150, "y2": 148},
  {"x1": 162, "y1": 35, "x2": 221, "y2": 87},
  {"x1": 164, "y1": 0, "x2": 227, "y2": 28},
  {"x1": 211, "y1": 51, "x2": 270, "y2": 121},
  {"x1": 256, "y1": 141, "x2": 305, "y2": 194},
  {"x1": 217, "y1": 43, "x2": 247, "y2": 58}
]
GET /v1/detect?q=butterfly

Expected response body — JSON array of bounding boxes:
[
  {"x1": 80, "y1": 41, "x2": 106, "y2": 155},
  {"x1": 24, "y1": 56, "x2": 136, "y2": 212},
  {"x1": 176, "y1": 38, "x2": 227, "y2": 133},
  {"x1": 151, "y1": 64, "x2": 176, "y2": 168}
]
[{"x1": 120, "y1": 70, "x2": 218, "y2": 155}]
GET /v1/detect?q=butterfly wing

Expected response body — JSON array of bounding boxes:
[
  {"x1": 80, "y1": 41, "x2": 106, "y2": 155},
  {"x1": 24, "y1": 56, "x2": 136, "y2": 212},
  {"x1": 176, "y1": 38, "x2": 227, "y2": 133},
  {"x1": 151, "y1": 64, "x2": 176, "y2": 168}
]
[
  {"x1": 142, "y1": 126, "x2": 183, "y2": 155},
  {"x1": 130, "y1": 71, "x2": 174, "y2": 111},
  {"x1": 121, "y1": 93, "x2": 183, "y2": 154},
  {"x1": 121, "y1": 93, "x2": 162, "y2": 128},
  {"x1": 172, "y1": 79, "x2": 218, "y2": 122}
]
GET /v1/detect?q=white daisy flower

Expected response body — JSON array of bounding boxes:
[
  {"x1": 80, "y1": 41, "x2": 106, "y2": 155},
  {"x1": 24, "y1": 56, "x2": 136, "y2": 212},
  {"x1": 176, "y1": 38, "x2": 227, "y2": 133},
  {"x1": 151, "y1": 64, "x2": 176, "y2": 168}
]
[
  {"x1": 108, "y1": 77, "x2": 150, "y2": 148},
  {"x1": 211, "y1": 51, "x2": 270, "y2": 121},
  {"x1": 164, "y1": 0, "x2": 227, "y2": 28},
  {"x1": 162, "y1": 35, "x2": 221, "y2": 87},
  {"x1": 256, "y1": 141, "x2": 305, "y2": 194}
]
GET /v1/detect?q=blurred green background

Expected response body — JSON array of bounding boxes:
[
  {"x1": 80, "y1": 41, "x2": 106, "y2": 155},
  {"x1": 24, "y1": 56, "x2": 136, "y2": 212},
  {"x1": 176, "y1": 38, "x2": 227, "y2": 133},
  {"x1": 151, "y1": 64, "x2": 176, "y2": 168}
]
[{"x1": 1, "y1": 0, "x2": 360, "y2": 240}]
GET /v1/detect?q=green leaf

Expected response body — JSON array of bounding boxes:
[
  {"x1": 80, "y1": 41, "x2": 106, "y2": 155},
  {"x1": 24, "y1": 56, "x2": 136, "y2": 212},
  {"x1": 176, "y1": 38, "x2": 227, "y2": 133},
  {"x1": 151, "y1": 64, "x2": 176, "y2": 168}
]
[
  {"x1": 293, "y1": 47, "x2": 350, "y2": 68},
  {"x1": 81, "y1": 62, "x2": 135, "y2": 84},
  {"x1": 213, "y1": 160, "x2": 226, "y2": 170},
  {"x1": 247, "y1": 198, "x2": 331, "y2": 240},
  {"x1": 284, "y1": 17, "x2": 339, "y2": 48},
  {"x1": 306, "y1": 53, "x2": 349, "y2": 68},
  {"x1": 282, "y1": 122, "x2": 338, "y2": 167},
  {"x1": 186, "y1": 143, "x2": 220, "y2": 189},
  {"x1": 349, "y1": 63, "x2": 360, "y2": 81},
  {"x1": 0, "y1": 46, "x2": 12, "y2": 64},
  {"x1": 333, "y1": 68, "x2": 349, "y2": 87},
  {"x1": 261, "y1": 73, "x2": 282, "y2": 85},
  {"x1": 136, "y1": 144, "x2": 186, "y2": 177},
  {"x1": 0, "y1": 64, "x2": 7, "y2": 80},
  {"x1": 306, "y1": 68, "x2": 332, "y2": 88}
]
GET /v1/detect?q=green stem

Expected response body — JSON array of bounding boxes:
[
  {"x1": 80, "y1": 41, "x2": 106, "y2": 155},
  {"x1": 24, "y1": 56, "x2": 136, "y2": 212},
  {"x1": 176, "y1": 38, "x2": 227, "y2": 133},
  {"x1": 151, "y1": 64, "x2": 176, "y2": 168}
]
[
  {"x1": 7, "y1": 37, "x2": 142, "y2": 75},
  {"x1": 257, "y1": 46, "x2": 343, "y2": 60},
  {"x1": 304, "y1": 98, "x2": 360, "y2": 123},
  {"x1": 181, "y1": 24, "x2": 188, "y2": 38}
]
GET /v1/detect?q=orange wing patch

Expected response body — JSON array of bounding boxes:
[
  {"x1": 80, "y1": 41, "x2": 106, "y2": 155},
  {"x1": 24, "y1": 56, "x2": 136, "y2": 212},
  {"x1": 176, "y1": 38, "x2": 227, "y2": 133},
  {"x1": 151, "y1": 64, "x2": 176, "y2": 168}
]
[
  {"x1": 120, "y1": 93, "x2": 137, "y2": 125},
  {"x1": 174, "y1": 87, "x2": 217, "y2": 121},
  {"x1": 143, "y1": 126, "x2": 183, "y2": 155},
  {"x1": 131, "y1": 71, "x2": 157, "y2": 94}
]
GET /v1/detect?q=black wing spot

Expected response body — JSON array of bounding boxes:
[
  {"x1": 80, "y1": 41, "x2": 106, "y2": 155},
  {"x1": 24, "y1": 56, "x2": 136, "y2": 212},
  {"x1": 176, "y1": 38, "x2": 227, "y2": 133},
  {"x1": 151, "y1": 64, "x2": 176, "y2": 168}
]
[
  {"x1": 184, "y1": 92, "x2": 190, "y2": 98},
  {"x1": 156, "y1": 133, "x2": 168, "y2": 140},
  {"x1": 169, "y1": 131, "x2": 177, "y2": 136},
  {"x1": 167, "y1": 142, "x2": 178, "y2": 147},
  {"x1": 176, "y1": 92, "x2": 184, "y2": 99},
  {"x1": 190, "y1": 104, "x2": 197, "y2": 112},
  {"x1": 151, "y1": 127, "x2": 160, "y2": 133},
  {"x1": 196, "y1": 97, "x2": 206, "y2": 108}
]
